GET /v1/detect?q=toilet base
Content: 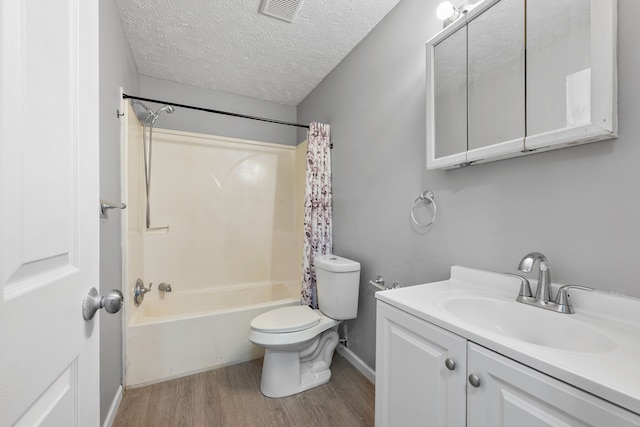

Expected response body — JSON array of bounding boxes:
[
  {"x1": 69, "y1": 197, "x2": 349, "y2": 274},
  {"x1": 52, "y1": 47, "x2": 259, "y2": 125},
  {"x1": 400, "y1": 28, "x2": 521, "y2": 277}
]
[{"x1": 259, "y1": 329, "x2": 339, "y2": 398}]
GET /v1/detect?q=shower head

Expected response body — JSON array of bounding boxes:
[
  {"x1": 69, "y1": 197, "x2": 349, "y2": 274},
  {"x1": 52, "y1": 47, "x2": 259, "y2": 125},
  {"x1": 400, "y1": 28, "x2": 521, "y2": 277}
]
[
  {"x1": 131, "y1": 100, "x2": 157, "y2": 123},
  {"x1": 151, "y1": 105, "x2": 175, "y2": 124},
  {"x1": 131, "y1": 100, "x2": 153, "y2": 114},
  {"x1": 131, "y1": 99, "x2": 155, "y2": 122},
  {"x1": 157, "y1": 105, "x2": 175, "y2": 114}
]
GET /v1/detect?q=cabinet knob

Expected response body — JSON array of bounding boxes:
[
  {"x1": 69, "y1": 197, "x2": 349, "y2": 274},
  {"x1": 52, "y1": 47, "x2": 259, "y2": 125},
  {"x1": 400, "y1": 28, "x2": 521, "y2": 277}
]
[
  {"x1": 468, "y1": 374, "x2": 481, "y2": 388},
  {"x1": 444, "y1": 358, "x2": 456, "y2": 371}
]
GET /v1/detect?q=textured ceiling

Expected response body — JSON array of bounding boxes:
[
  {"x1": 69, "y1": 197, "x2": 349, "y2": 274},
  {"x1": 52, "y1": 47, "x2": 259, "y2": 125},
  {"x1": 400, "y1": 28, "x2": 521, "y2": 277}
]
[{"x1": 115, "y1": 0, "x2": 401, "y2": 106}]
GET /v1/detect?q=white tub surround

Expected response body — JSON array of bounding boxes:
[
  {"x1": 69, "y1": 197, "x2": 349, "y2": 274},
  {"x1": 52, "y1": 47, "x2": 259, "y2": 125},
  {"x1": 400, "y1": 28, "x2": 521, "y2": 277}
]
[{"x1": 122, "y1": 106, "x2": 307, "y2": 388}]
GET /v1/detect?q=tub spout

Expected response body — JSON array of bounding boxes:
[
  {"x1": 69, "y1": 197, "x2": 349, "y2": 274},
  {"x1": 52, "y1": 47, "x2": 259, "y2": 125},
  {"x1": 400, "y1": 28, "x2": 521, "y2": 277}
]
[{"x1": 158, "y1": 282, "x2": 172, "y2": 293}]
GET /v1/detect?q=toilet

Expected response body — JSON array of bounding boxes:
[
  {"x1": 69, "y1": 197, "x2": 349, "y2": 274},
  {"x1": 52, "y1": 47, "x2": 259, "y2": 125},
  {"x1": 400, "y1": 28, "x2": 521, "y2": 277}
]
[{"x1": 248, "y1": 254, "x2": 361, "y2": 398}]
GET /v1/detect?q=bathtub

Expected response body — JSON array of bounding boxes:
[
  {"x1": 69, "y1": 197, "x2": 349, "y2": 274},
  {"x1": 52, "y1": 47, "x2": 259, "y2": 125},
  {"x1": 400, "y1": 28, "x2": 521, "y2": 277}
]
[{"x1": 124, "y1": 281, "x2": 300, "y2": 387}]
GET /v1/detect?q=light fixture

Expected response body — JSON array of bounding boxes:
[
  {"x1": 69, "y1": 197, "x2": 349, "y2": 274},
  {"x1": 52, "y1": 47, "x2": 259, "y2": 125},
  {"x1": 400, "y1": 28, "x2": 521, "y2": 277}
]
[{"x1": 436, "y1": 1, "x2": 462, "y2": 21}]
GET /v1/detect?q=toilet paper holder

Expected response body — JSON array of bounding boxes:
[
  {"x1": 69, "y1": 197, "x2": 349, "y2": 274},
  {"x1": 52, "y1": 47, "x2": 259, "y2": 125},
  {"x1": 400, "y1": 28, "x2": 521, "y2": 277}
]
[{"x1": 369, "y1": 275, "x2": 401, "y2": 291}]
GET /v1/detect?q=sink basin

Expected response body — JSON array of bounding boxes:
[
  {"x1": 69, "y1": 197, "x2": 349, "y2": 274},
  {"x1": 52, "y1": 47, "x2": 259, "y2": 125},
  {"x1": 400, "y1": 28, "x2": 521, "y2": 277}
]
[{"x1": 441, "y1": 297, "x2": 616, "y2": 353}]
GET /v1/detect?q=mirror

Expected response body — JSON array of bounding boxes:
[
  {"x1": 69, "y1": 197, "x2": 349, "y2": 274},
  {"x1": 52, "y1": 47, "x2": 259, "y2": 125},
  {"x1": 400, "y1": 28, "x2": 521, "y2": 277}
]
[
  {"x1": 434, "y1": 26, "x2": 467, "y2": 160},
  {"x1": 467, "y1": 0, "x2": 525, "y2": 152},
  {"x1": 527, "y1": 0, "x2": 591, "y2": 135},
  {"x1": 426, "y1": 0, "x2": 615, "y2": 170}
]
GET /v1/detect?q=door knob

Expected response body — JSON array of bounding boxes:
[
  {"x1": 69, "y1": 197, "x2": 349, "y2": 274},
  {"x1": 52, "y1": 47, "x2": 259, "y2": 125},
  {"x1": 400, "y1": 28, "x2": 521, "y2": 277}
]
[{"x1": 82, "y1": 287, "x2": 123, "y2": 320}]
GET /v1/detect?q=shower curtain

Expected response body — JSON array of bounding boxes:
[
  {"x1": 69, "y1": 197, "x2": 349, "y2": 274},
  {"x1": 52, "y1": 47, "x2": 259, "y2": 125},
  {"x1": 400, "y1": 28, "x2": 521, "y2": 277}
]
[{"x1": 301, "y1": 122, "x2": 332, "y2": 308}]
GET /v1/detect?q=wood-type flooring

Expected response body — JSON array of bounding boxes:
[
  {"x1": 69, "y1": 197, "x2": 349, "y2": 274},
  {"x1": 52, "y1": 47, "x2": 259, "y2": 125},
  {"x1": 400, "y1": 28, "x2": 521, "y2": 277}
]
[{"x1": 113, "y1": 354, "x2": 375, "y2": 427}]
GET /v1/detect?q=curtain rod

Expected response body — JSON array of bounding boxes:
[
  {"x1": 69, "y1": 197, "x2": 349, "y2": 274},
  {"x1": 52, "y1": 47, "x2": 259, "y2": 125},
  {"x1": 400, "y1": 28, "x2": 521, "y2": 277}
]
[{"x1": 122, "y1": 93, "x2": 309, "y2": 129}]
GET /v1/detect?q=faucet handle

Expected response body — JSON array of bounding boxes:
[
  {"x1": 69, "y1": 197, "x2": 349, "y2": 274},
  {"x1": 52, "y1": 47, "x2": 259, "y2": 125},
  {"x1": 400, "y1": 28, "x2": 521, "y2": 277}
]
[
  {"x1": 503, "y1": 273, "x2": 533, "y2": 300},
  {"x1": 133, "y1": 279, "x2": 152, "y2": 307},
  {"x1": 554, "y1": 285, "x2": 593, "y2": 314}
]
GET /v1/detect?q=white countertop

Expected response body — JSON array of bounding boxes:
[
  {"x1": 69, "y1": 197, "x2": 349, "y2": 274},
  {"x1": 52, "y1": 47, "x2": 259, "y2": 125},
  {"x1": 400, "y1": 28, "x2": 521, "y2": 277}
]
[{"x1": 375, "y1": 266, "x2": 640, "y2": 415}]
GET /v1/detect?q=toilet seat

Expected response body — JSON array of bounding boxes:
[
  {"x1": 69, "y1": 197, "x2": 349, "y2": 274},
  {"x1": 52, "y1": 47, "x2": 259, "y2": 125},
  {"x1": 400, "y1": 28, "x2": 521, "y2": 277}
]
[
  {"x1": 250, "y1": 305, "x2": 321, "y2": 333},
  {"x1": 249, "y1": 307, "x2": 340, "y2": 348}
]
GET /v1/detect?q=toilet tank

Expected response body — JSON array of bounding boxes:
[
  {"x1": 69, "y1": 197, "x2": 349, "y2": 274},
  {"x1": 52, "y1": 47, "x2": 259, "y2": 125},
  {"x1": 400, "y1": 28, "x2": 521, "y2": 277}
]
[{"x1": 315, "y1": 254, "x2": 361, "y2": 320}]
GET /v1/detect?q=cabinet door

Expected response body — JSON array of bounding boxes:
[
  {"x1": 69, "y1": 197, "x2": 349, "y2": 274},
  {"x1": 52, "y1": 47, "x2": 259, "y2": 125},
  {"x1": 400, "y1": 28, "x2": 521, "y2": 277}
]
[
  {"x1": 375, "y1": 302, "x2": 467, "y2": 427},
  {"x1": 466, "y1": 0, "x2": 525, "y2": 163},
  {"x1": 525, "y1": 0, "x2": 617, "y2": 151},
  {"x1": 467, "y1": 343, "x2": 640, "y2": 427},
  {"x1": 426, "y1": 19, "x2": 468, "y2": 169}
]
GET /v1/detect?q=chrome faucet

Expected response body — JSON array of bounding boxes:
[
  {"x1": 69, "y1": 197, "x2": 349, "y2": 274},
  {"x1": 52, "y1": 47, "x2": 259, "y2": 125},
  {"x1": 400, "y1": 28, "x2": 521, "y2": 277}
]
[
  {"x1": 515, "y1": 252, "x2": 593, "y2": 314},
  {"x1": 518, "y1": 252, "x2": 552, "y2": 303},
  {"x1": 158, "y1": 282, "x2": 172, "y2": 293}
]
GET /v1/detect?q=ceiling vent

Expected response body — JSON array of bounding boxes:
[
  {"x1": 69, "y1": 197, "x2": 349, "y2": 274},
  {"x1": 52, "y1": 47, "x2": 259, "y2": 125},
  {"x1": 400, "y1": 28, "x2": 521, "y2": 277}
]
[{"x1": 258, "y1": 0, "x2": 305, "y2": 23}]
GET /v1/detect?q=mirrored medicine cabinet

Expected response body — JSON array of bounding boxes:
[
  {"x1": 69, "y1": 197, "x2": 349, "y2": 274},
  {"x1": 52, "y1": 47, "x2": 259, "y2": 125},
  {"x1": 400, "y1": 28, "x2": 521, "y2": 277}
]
[{"x1": 426, "y1": 0, "x2": 617, "y2": 170}]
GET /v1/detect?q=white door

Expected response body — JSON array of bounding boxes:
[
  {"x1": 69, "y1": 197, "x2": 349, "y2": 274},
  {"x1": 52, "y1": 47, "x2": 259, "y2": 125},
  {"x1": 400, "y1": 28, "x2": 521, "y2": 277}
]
[{"x1": 0, "y1": 0, "x2": 100, "y2": 426}]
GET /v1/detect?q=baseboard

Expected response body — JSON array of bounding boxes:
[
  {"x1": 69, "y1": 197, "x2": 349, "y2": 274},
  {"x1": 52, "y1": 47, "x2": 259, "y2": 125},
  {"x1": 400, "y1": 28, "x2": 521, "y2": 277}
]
[
  {"x1": 102, "y1": 384, "x2": 123, "y2": 427},
  {"x1": 337, "y1": 344, "x2": 375, "y2": 384}
]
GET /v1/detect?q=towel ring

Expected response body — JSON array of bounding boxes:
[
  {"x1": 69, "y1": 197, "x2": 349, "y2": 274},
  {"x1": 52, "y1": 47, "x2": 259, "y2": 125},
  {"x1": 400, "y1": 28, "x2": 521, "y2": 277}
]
[{"x1": 411, "y1": 190, "x2": 437, "y2": 228}]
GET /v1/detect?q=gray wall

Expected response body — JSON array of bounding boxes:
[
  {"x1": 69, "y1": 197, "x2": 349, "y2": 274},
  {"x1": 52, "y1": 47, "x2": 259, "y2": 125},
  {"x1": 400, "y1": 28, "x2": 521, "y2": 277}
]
[
  {"x1": 298, "y1": 0, "x2": 640, "y2": 370},
  {"x1": 99, "y1": 1, "x2": 139, "y2": 424},
  {"x1": 138, "y1": 76, "x2": 298, "y2": 146}
]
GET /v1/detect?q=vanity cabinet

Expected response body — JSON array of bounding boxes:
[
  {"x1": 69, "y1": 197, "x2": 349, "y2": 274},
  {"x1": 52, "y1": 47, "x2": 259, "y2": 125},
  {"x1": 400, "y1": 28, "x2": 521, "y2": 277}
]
[
  {"x1": 426, "y1": 0, "x2": 617, "y2": 170},
  {"x1": 375, "y1": 301, "x2": 640, "y2": 427}
]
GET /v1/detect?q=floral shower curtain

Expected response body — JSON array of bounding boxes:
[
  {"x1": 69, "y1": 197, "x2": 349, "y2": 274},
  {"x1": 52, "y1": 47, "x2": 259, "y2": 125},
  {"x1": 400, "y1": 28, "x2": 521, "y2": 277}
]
[{"x1": 301, "y1": 122, "x2": 332, "y2": 309}]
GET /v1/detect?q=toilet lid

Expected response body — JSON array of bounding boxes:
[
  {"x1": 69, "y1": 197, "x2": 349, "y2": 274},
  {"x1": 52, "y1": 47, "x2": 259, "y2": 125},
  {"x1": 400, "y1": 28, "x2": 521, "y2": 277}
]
[{"x1": 251, "y1": 305, "x2": 321, "y2": 333}]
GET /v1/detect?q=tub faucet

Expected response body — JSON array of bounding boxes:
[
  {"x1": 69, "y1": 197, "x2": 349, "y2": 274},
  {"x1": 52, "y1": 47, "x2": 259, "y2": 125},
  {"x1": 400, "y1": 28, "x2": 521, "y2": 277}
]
[
  {"x1": 134, "y1": 279, "x2": 152, "y2": 306},
  {"x1": 518, "y1": 252, "x2": 552, "y2": 303},
  {"x1": 158, "y1": 282, "x2": 172, "y2": 293}
]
